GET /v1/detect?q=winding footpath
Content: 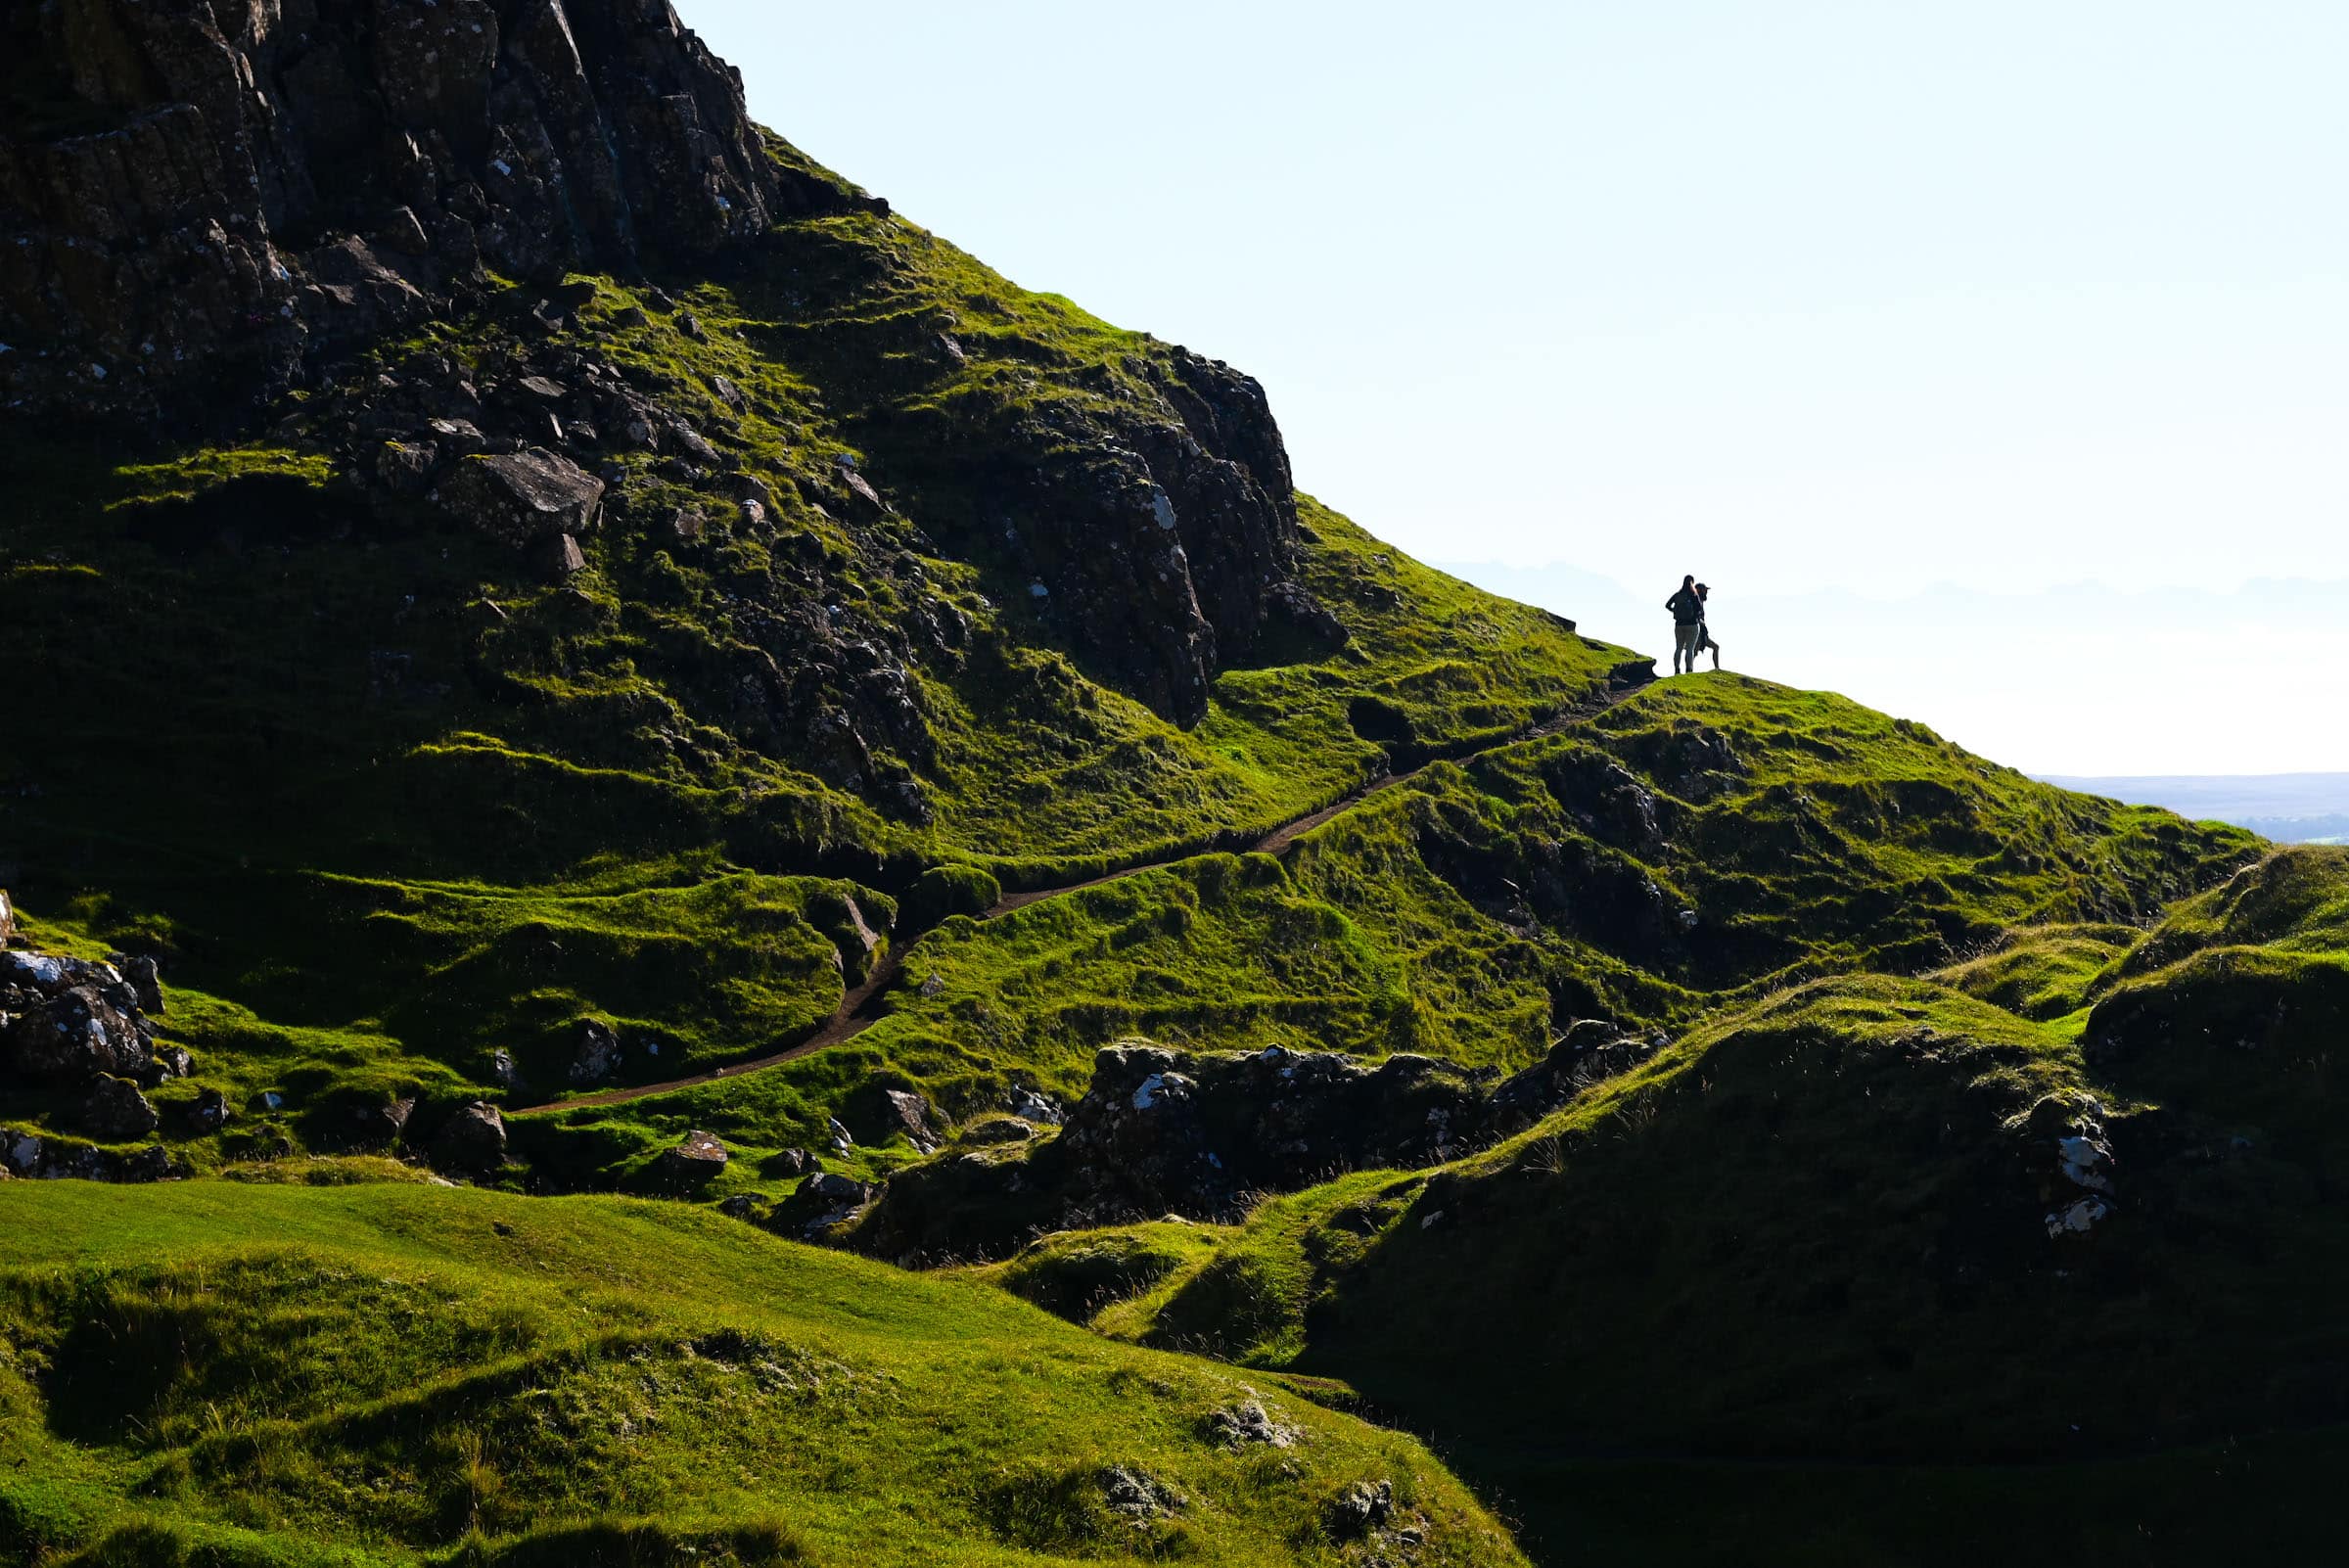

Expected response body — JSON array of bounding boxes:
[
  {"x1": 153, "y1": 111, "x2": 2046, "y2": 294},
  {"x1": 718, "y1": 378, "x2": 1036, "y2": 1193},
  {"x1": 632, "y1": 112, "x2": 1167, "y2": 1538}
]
[{"x1": 513, "y1": 669, "x2": 1652, "y2": 1117}]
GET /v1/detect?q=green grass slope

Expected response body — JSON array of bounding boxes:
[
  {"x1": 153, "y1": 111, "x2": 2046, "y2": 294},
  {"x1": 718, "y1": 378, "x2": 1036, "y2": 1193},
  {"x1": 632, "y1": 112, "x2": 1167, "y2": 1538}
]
[
  {"x1": 991, "y1": 864, "x2": 2349, "y2": 1562},
  {"x1": 0, "y1": 187, "x2": 1621, "y2": 1175},
  {"x1": 570, "y1": 674, "x2": 2245, "y2": 1213},
  {"x1": 0, "y1": 1179, "x2": 1525, "y2": 1568}
]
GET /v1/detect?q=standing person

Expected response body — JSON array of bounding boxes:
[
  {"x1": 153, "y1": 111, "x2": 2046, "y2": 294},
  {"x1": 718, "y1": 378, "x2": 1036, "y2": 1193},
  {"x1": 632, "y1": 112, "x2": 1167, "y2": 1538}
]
[
  {"x1": 1665, "y1": 575, "x2": 1703, "y2": 674},
  {"x1": 1694, "y1": 582, "x2": 1722, "y2": 670}
]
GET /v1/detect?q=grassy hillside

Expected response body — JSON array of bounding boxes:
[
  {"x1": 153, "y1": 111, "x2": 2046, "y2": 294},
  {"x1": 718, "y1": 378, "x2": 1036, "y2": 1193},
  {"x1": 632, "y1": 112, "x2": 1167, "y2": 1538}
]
[
  {"x1": 0, "y1": 194, "x2": 1622, "y2": 1180},
  {"x1": 0, "y1": 1179, "x2": 1527, "y2": 1567},
  {"x1": 983, "y1": 851, "x2": 2349, "y2": 1563}
]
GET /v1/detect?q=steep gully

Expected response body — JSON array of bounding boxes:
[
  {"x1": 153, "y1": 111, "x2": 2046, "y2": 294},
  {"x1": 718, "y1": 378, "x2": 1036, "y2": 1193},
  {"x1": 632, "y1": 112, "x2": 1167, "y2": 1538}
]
[{"x1": 515, "y1": 666, "x2": 1656, "y2": 1117}]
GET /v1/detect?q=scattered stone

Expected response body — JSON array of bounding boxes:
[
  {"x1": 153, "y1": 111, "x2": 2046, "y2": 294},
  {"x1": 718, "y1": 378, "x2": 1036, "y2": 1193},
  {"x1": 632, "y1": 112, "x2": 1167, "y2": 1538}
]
[
  {"x1": 491, "y1": 1048, "x2": 529, "y2": 1092},
  {"x1": 762, "y1": 1147, "x2": 813, "y2": 1177},
  {"x1": 2058, "y1": 1133, "x2": 2115, "y2": 1193},
  {"x1": 530, "y1": 530, "x2": 588, "y2": 578},
  {"x1": 80, "y1": 1076, "x2": 160, "y2": 1140},
  {"x1": 676, "y1": 311, "x2": 707, "y2": 341},
  {"x1": 353, "y1": 1096, "x2": 416, "y2": 1146},
  {"x1": 0, "y1": 888, "x2": 13, "y2": 945},
  {"x1": 1327, "y1": 1480, "x2": 1394, "y2": 1539},
  {"x1": 146, "y1": 1046, "x2": 193, "y2": 1084},
  {"x1": 918, "y1": 971, "x2": 946, "y2": 999},
  {"x1": 658, "y1": 1129, "x2": 729, "y2": 1186},
  {"x1": 803, "y1": 1171, "x2": 872, "y2": 1205},
  {"x1": 1007, "y1": 1085, "x2": 1063, "y2": 1126},
  {"x1": 433, "y1": 1102, "x2": 509, "y2": 1174},
  {"x1": 828, "y1": 1116, "x2": 855, "y2": 1153},
  {"x1": 710, "y1": 375, "x2": 746, "y2": 410},
  {"x1": 375, "y1": 439, "x2": 439, "y2": 497},
  {"x1": 881, "y1": 1088, "x2": 936, "y2": 1153},
  {"x1": 1099, "y1": 1466, "x2": 1184, "y2": 1521},
  {"x1": 1204, "y1": 1401, "x2": 1300, "y2": 1450},
  {"x1": 434, "y1": 447, "x2": 606, "y2": 547},
  {"x1": 669, "y1": 507, "x2": 708, "y2": 544},
  {"x1": 2046, "y1": 1197, "x2": 2111, "y2": 1239},
  {"x1": 118, "y1": 1146, "x2": 176, "y2": 1183},
  {"x1": 570, "y1": 1021, "x2": 623, "y2": 1086},
  {"x1": 108, "y1": 953, "x2": 163, "y2": 1014},
  {"x1": 718, "y1": 1193, "x2": 759, "y2": 1219},
  {"x1": 427, "y1": 417, "x2": 487, "y2": 456},
  {"x1": 186, "y1": 1088, "x2": 232, "y2": 1133}
]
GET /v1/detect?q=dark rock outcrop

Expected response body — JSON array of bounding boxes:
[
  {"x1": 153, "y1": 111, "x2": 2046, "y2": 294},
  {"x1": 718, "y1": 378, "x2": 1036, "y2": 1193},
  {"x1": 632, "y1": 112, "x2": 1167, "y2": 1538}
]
[
  {"x1": 435, "y1": 447, "x2": 605, "y2": 545},
  {"x1": 79, "y1": 1074, "x2": 160, "y2": 1140},
  {"x1": 4, "y1": 976, "x2": 154, "y2": 1083},
  {"x1": 854, "y1": 1031, "x2": 1677, "y2": 1264},
  {"x1": 0, "y1": 0, "x2": 857, "y2": 423},
  {"x1": 431, "y1": 1099, "x2": 508, "y2": 1174},
  {"x1": 655, "y1": 1128, "x2": 727, "y2": 1187}
]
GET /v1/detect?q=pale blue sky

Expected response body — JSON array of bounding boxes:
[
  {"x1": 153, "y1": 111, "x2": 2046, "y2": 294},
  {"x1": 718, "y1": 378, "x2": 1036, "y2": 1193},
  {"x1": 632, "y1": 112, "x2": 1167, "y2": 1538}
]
[{"x1": 686, "y1": 2, "x2": 2349, "y2": 769}]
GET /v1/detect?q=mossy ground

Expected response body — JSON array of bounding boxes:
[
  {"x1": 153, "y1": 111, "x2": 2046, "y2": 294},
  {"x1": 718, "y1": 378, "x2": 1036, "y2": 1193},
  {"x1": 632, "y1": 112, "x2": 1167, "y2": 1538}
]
[{"x1": 0, "y1": 1180, "x2": 1526, "y2": 1567}]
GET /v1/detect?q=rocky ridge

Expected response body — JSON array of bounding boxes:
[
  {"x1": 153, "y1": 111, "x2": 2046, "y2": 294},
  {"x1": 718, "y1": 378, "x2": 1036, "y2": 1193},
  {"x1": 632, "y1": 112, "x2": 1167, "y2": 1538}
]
[{"x1": 1, "y1": 0, "x2": 857, "y2": 422}]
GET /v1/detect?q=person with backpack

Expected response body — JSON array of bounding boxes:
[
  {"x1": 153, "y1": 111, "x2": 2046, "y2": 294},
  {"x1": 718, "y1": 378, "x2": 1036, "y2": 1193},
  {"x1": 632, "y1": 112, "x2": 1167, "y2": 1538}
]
[
  {"x1": 1665, "y1": 575, "x2": 1704, "y2": 674},
  {"x1": 1693, "y1": 582, "x2": 1722, "y2": 670}
]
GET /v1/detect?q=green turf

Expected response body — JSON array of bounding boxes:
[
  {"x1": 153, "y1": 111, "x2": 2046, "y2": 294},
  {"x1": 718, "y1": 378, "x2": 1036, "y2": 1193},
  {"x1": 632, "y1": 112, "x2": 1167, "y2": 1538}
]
[{"x1": 0, "y1": 1180, "x2": 1526, "y2": 1566}]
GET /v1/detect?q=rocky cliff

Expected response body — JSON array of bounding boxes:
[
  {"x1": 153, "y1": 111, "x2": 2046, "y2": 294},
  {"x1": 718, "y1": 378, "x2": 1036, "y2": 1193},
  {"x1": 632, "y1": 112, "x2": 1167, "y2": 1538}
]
[{"x1": 0, "y1": 0, "x2": 850, "y2": 423}]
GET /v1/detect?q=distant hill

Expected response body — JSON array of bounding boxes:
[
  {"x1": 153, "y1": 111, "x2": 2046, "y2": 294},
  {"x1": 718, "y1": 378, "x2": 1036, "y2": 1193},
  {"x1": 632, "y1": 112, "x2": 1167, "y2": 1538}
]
[{"x1": 2041, "y1": 774, "x2": 2349, "y2": 844}]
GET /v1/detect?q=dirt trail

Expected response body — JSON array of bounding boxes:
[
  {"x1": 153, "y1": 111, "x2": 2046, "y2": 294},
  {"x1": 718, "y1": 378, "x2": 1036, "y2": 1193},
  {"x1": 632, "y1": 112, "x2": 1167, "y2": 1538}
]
[{"x1": 510, "y1": 672, "x2": 1650, "y2": 1118}]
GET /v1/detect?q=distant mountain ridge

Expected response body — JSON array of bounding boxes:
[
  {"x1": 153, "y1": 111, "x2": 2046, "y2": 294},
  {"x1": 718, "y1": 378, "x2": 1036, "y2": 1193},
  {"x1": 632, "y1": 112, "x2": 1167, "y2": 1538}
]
[{"x1": 2041, "y1": 773, "x2": 2349, "y2": 844}]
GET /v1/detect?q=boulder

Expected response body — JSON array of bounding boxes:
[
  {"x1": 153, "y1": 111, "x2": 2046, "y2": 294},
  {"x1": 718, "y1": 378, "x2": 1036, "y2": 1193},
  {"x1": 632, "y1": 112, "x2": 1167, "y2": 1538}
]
[
  {"x1": 760, "y1": 1147, "x2": 814, "y2": 1177},
  {"x1": 881, "y1": 1088, "x2": 935, "y2": 1150},
  {"x1": 5, "y1": 986, "x2": 152, "y2": 1083},
  {"x1": 803, "y1": 1171, "x2": 873, "y2": 1206},
  {"x1": 432, "y1": 1102, "x2": 509, "y2": 1174},
  {"x1": 80, "y1": 1076, "x2": 160, "y2": 1141},
  {"x1": 530, "y1": 532, "x2": 588, "y2": 578},
  {"x1": 435, "y1": 448, "x2": 606, "y2": 546},
  {"x1": 569, "y1": 1021, "x2": 622, "y2": 1086},
  {"x1": 657, "y1": 1130, "x2": 729, "y2": 1187},
  {"x1": 186, "y1": 1087, "x2": 232, "y2": 1134},
  {"x1": 107, "y1": 953, "x2": 164, "y2": 1014},
  {"x1": 352, "y1": 1096, "x2": 417, "y2": 1147},
  {"x1": 0, "y1": 950, "x2": 69, "y2": 995},
  {"x1": 0, "y1": 889, "x2": 12, "y2": 945}
]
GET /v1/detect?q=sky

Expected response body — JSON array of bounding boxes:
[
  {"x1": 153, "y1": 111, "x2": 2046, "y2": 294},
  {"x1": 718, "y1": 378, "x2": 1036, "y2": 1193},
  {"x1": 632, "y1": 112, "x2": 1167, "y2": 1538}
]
[{"x1": 687, "y1": 1, "x2": 2349, "y2": 774}]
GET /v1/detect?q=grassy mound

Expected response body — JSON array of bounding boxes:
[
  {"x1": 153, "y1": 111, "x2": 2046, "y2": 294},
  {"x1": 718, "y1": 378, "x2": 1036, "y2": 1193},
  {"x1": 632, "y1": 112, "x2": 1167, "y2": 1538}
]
[
  {"x1": 1011, "y1": 942, "x2": 2349, "y2": 1562},
  {"x1": 0, "y1": 1181, "x2": 1525, "y2": 1567}
]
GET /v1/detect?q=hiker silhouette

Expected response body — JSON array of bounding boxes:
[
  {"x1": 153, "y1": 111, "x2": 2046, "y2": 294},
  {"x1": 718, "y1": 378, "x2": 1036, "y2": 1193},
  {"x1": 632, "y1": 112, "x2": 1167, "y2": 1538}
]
[{"x1": 1665, "y1": 576, "x2": 1703, "y2": 674}]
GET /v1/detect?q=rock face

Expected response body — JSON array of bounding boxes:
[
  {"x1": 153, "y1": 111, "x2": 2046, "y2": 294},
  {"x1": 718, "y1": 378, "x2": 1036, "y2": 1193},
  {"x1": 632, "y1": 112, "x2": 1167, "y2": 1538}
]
[
  {"x1": 925, "y1": 348, "x2": 1336, "y2": 727},
  {"x1": 855, "y1": 1026, "x2": 1672, "y2": 1263},
  {"x1": 0, "y1": 0, "x2": 858, "y2": 422}
]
